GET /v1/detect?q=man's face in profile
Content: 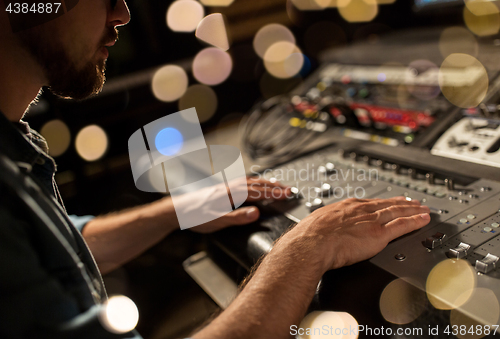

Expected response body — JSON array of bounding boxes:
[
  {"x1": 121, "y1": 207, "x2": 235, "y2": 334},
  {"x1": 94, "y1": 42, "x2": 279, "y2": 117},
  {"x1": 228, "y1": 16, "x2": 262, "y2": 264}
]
[{"x1": 16, "y1": 1, "x2": 123, "y2": 100}]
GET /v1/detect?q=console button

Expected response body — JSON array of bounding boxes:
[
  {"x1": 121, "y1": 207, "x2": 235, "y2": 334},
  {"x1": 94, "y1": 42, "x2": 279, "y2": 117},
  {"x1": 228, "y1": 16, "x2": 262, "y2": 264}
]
[
  {"x1": 423, "y1": 232, "x2": 446, "y2": 249},
  {"x1": 491, "y1": 222, "x2": 500, "y2": 228},
  {"x1": 476, "y1": 254, "x2": 500, "y2": 274},
  {"x1": 448, "y1": 242, "x2": 471, "y2": 259}
]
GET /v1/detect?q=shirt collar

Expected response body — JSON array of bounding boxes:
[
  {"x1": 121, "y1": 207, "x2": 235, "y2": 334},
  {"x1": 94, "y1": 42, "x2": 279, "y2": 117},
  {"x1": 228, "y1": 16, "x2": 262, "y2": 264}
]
[{"x1": 0, "y1": 110, "x2": 52, "y2": 168}]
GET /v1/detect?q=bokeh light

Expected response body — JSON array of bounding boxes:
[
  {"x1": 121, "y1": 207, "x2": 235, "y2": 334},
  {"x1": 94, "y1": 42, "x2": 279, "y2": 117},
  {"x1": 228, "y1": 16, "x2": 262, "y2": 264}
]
[
  {"x1": 195, "y1": 13, "x2": 230, "y2": 51},
  {"x1": 152, "y1": 65, "x2": 189, "y2": 102},
  {"x1": 426, "y1": 259, "x2": 476, "y2": 310},
  {"x1": 100, "y1": 295, "x2": 139, "y2": 334},
  {"x1": 298, "y1": 311, "x2": 359, "y2": 339},
  {"x1": 450, "y1": 288, "x2": 500, "y2": 339},
  {"x1": 200, "y1": 0, "x2": 234, "y2": 6},
  {"x1": 463, "y1": 1, "x2": 500, "y2": 37},
  {"x1": 439, "y1": 26, "x2": 478, "y2": 58},
  {"x1": 263, "y1": 41, "x2": 304, "y2": 79},
  {"x1": 40, "y1": 119, "x2": 71, "y2": 157},
  {"x1": 179, "y1": 85, "x2": 218, "y2": 123},
  {"x1": 253, "y1": 24, "x2": 296, "y2": 59},
  {"x1": 439, "y1": 53, "x2": 488, "y2": 108},
  {"x1": 75, "y1": 125, "x2": 108, "y2": 162},
  {"x1": 166, "y1": 0, "x2": 205, "y2": 32},
  {"x1": 338, "y1": 0, "x2": 378, "y2": 22},
  {"x1": 379, "y1": 278, "x2": 427, "y2": 325},
  {"x1": 155, "y1": 127, "x2": 184, "y2": 156},
  {"x1": 193, "y1": 47, "x2": 233, "y2": 85}
]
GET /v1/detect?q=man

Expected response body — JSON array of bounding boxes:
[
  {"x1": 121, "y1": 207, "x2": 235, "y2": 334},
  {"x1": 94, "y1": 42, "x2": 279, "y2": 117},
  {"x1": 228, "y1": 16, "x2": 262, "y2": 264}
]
[{"x1": 0, "y1": 1, "x2": 431, "y2": 338}]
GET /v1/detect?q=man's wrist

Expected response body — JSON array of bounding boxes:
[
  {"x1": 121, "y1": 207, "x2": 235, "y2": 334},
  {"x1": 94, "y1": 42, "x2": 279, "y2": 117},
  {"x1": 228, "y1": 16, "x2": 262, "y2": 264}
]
[{"x1": 278, "y1": 221, "x2": 340, "y2": 275}]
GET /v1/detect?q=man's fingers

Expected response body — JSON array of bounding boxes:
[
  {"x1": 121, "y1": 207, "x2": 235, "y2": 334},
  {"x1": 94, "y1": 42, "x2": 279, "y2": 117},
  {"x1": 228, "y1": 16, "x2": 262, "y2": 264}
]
[
  {"x1": 383, "y1": 213, "x2": 431, "y2": 240},
  {"x1": 375, "y1": 204, "x2": 430, "y2": 225},
  {"x1": 363, "y1": 196, "x2": 421, "y2": 212},
  {"x1": 221, "y1": 207, "x2": 260, "y2": 225}
]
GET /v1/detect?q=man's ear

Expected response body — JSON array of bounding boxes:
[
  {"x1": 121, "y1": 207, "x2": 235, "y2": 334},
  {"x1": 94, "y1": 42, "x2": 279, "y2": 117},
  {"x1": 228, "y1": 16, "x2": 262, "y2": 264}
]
[{"x1": 5, "y1": 0, "x2": 79, "y2": 33}]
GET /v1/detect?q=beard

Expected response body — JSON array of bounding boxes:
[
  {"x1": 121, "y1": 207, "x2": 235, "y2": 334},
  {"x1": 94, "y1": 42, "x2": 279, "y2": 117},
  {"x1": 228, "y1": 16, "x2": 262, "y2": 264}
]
[{"x1": 17, "y1": 26, "x2": 117, "y2": 100}]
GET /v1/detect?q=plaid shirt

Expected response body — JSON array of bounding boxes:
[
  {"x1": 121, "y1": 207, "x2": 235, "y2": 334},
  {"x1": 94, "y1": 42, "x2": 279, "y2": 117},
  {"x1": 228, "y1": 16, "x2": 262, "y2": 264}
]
[{"x1": 0, "y1": 111, "x2": 141, "y2": 339}]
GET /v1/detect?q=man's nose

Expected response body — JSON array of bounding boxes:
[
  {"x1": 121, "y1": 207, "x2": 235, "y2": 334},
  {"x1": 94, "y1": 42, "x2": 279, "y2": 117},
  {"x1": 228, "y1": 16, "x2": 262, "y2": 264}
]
[{"x1": 108, "y1": 0, "x2": 130, "y2": 27}]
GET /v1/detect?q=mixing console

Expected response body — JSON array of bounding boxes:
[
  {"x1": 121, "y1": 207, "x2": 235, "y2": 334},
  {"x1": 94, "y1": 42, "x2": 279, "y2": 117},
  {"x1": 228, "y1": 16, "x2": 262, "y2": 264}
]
[
  {"x1": 252, "y1": 143, "x2": 500, "y2": 325},
  {"x1": 231, "y1": 59, "x2": 500, "y2": 330}
]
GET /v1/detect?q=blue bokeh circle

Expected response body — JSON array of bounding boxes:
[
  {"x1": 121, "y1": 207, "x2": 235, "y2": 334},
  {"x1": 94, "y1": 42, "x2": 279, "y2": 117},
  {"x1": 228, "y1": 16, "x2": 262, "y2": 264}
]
[{"x1": 155, "y1": 127, "x2": 183, "y2": 156}]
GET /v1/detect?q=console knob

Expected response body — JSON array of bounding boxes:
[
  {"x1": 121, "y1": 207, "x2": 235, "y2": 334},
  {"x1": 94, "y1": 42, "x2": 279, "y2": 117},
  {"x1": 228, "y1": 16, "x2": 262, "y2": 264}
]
[
  {"x1": 314, "y1": 183, "x2": 332, "y2": 197},
  {"x1": 318, "y1": 163, "x2": 335, "y2": 175},
  {"x1": 476, "y1": 253, "x2": 500, "y2": 274},
  {"x1": 447, "y1": 242, "x2": 471, "y2": 259},
  {"x1": 305, "y1": 198, "x2": 324, "y2": 212},
  {"x1": 426, "y1": 173, "x2": 435, "y2": 185},
  {"x1": 325, "y1": 162, "x2": 335, "y2": 172},
  {"x1": 423, "y1": 232, "x2": 446, "y2": 249},
  {"x1": 445, "y1": 178, "x2": 455, "y2": 191},
  {"x1": 288, "y1": 187, "x2": 301, "y2": 199}
]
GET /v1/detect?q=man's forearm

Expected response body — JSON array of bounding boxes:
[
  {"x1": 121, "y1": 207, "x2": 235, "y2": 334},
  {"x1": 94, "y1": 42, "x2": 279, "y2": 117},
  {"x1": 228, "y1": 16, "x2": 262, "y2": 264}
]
[
  {"x1": 193, "y1": 224, "x2": 333, "y2": 339},
  {"x1": 81, "y1": 197, "x2": 178, "y2": 274},
  {"x1": 193, "y1": 197, "x2": 430, "y2": 339}
]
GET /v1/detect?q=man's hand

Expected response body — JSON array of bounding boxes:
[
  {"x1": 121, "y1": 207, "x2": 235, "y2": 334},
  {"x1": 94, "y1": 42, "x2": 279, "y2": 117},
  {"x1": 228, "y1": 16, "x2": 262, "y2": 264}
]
[
  {"x1": 190, "y1": 177, "x2": 291, "y2": 234},
  {"x1": 193, "y1": 196, "x2": 430, "y2": 339},
  {"x1": 289, "y1": 196, "x2": 431, "y2": 272}
]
